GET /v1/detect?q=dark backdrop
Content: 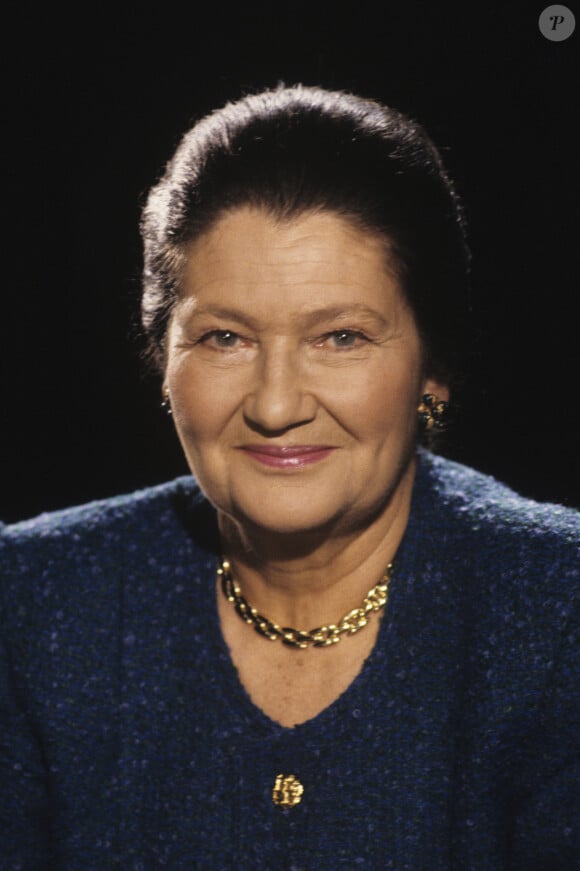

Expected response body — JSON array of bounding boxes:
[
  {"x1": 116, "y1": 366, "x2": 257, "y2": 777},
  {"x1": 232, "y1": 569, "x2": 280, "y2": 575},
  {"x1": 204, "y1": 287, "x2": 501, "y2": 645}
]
[{"x1": 3, "y1": 1, "x2": 579, "y2": 522}]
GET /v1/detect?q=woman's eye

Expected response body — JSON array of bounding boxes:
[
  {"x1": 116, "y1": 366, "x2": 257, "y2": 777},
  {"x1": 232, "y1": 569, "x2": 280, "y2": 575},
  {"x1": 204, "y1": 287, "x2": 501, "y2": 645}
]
[
  {"x1": 324, "y1": 330, "x2": 368, "y2": 349},
  {"x1": 199, "y1": 330, "x2": 242, "y2": 348}
]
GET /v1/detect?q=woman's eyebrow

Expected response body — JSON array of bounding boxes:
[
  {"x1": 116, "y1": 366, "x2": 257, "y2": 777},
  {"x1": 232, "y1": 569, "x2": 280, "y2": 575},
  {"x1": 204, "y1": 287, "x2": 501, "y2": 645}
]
[
  {"x1": 186, "y1": 304, "x2": 260, "y2": 329},
  {"x1": 187, "y1": 303, "x2": 389, "y2": 330},
  {"x1": 300, "y1": 304, "x2": 389, "y2": 328}
]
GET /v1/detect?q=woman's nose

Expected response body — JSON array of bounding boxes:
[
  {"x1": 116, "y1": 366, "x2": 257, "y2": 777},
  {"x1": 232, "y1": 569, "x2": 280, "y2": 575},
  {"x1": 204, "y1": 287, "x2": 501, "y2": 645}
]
[{"x1": 243, "y1": 345, "x2": 317, "y2": 433}]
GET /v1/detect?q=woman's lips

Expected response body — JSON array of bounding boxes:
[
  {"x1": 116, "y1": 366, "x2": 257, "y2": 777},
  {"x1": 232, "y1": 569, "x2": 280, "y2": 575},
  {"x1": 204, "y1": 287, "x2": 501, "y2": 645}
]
[{"x1": 238, "y1": 445, "x2": 336, "y2": 468}]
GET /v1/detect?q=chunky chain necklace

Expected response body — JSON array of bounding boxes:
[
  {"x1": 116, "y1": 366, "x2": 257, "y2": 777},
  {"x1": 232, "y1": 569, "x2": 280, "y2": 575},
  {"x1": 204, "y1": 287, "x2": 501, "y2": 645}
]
[{"x1": 218, "y1": 557, "x2": 393, "y2": 649}]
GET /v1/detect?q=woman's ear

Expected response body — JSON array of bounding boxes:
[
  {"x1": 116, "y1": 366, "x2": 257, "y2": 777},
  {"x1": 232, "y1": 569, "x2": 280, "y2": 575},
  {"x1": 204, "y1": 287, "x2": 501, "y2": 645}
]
[{"x1": 421, "y1": 376, "x2": 450, "y2": 404}]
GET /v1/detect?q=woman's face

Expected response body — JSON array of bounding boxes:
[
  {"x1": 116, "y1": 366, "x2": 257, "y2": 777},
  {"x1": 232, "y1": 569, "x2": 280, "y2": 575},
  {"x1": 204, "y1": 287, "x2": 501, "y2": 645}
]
[{"x1": 165, "y1": 207, "x2": 447, "y2": 536}]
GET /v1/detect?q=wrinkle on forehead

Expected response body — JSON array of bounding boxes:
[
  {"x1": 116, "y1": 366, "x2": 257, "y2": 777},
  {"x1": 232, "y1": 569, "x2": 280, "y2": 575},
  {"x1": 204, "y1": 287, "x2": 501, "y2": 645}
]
[{"x1": 180, "y1": 206, "x2": 401, "y2": 300}]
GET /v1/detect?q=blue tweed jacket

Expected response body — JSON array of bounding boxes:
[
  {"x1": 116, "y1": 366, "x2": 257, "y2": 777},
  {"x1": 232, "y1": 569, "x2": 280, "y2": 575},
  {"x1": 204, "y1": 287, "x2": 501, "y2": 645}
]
[{"x1": 1, "y1": 451, "x2": 578, "y2": 870}]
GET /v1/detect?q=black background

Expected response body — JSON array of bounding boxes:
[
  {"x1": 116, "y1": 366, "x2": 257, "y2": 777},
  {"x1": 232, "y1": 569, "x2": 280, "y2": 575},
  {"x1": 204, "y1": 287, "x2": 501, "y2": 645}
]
[{"x1": 3, "y1": 1, "x2": 579, "y2": 522}]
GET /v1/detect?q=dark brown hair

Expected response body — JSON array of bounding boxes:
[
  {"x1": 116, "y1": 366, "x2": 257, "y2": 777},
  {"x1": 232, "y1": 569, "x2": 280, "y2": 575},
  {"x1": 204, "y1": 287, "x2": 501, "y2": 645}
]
[{"x1": 141, "y1": 84, "x2": 470, "y2": 385}]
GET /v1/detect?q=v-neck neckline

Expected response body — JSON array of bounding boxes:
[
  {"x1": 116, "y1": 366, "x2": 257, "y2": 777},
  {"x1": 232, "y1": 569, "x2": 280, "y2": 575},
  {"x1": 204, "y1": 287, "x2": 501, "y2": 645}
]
[{"x1": 200, "y1": 454, "x2": 430, "y2": 739}]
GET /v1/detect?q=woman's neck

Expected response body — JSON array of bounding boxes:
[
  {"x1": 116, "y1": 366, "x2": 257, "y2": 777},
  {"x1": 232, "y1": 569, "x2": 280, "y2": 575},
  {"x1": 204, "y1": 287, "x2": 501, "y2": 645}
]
[{"x1": 217, "y1": 457, "x2": 415, "y2": 629}]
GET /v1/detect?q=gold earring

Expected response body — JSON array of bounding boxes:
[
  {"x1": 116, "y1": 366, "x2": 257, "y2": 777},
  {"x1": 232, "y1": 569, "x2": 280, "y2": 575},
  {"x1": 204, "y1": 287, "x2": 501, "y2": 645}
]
[
  {"x1": 161, "y1": 388, "x2": 172, "y2": 416},
  {"x1": 418, "y1": 394, "x2": 448, "y2": 431}
]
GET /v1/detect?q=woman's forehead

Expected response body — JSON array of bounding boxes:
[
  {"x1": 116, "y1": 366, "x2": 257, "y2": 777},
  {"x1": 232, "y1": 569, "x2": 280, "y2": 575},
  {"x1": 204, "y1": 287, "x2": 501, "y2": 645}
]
[{"x1": 179, "y1": 206, "x2": 404, "y2": 310}]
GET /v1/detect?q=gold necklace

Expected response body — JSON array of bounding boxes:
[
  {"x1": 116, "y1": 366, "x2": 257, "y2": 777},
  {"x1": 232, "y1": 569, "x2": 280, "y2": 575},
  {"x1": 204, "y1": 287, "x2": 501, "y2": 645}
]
[{"x1": 218, "y1": 557, "x2": 393, "y2": 649}]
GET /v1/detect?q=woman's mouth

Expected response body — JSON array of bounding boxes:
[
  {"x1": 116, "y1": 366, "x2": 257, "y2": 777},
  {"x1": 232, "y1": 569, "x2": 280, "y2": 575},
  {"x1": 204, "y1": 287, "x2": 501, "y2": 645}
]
[{"x1": 237, "y1": 445, "x2": 336, "y2": 469}]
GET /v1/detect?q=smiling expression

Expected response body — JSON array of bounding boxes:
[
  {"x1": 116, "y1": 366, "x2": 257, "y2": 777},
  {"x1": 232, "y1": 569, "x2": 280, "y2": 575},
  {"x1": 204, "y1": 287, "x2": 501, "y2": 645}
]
[{"x1": 164, "y1": 206, "x2": 447, "y2": 536}]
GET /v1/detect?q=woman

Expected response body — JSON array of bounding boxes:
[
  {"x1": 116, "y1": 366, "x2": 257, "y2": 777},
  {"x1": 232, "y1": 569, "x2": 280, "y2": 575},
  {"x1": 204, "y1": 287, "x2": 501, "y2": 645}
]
[{"x1": 1, "y1": 86, "x2": 578, "y2": 869}]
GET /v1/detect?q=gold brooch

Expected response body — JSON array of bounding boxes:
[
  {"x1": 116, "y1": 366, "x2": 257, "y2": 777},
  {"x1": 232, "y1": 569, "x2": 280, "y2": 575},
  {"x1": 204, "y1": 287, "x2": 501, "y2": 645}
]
[{"x1": 272, "y1": 774, "x2": 304, "y2": 808}]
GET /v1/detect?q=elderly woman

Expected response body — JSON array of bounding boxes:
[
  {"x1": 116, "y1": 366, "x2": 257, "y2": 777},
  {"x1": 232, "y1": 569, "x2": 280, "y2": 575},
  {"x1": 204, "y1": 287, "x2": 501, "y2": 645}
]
[{"x1": 1, "y1": 86, "x2": 578, "y2": 870}]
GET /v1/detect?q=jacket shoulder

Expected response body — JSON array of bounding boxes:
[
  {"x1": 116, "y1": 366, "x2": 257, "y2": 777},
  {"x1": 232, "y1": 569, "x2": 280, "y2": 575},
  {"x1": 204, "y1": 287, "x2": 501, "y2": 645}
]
[
  {"x1": 417, "y1": 450, "x2": 580, "y2": 552},
  {"x1": 0, "y1": 477, "x2": 215, "y2": 624},
  {"x1": 2, "y1": 476, "x2": 201, "y2": 543}
]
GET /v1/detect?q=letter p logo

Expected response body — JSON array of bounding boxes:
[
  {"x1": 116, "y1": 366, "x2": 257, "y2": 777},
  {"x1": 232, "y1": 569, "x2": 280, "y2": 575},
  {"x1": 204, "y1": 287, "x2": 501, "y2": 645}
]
[{"x1": 539, "y1": 5, "x2": 576, "y2": 40}]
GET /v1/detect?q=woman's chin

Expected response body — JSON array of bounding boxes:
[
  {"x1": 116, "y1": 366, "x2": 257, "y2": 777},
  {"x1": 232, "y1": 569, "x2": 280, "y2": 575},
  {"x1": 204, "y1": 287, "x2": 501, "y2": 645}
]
[
  {"x1": 221, "y1": 489, "x2": 351, "y2": 539},
  {"x1": 234, "y1": 506, "x2": 336, "y2": 537}
]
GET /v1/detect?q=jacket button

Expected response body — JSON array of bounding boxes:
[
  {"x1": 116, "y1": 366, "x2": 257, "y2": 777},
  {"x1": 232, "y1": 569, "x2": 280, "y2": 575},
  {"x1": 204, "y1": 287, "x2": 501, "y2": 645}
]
[{"x1": 272, "y1": 773, "x2": 304, "y2": 807}]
